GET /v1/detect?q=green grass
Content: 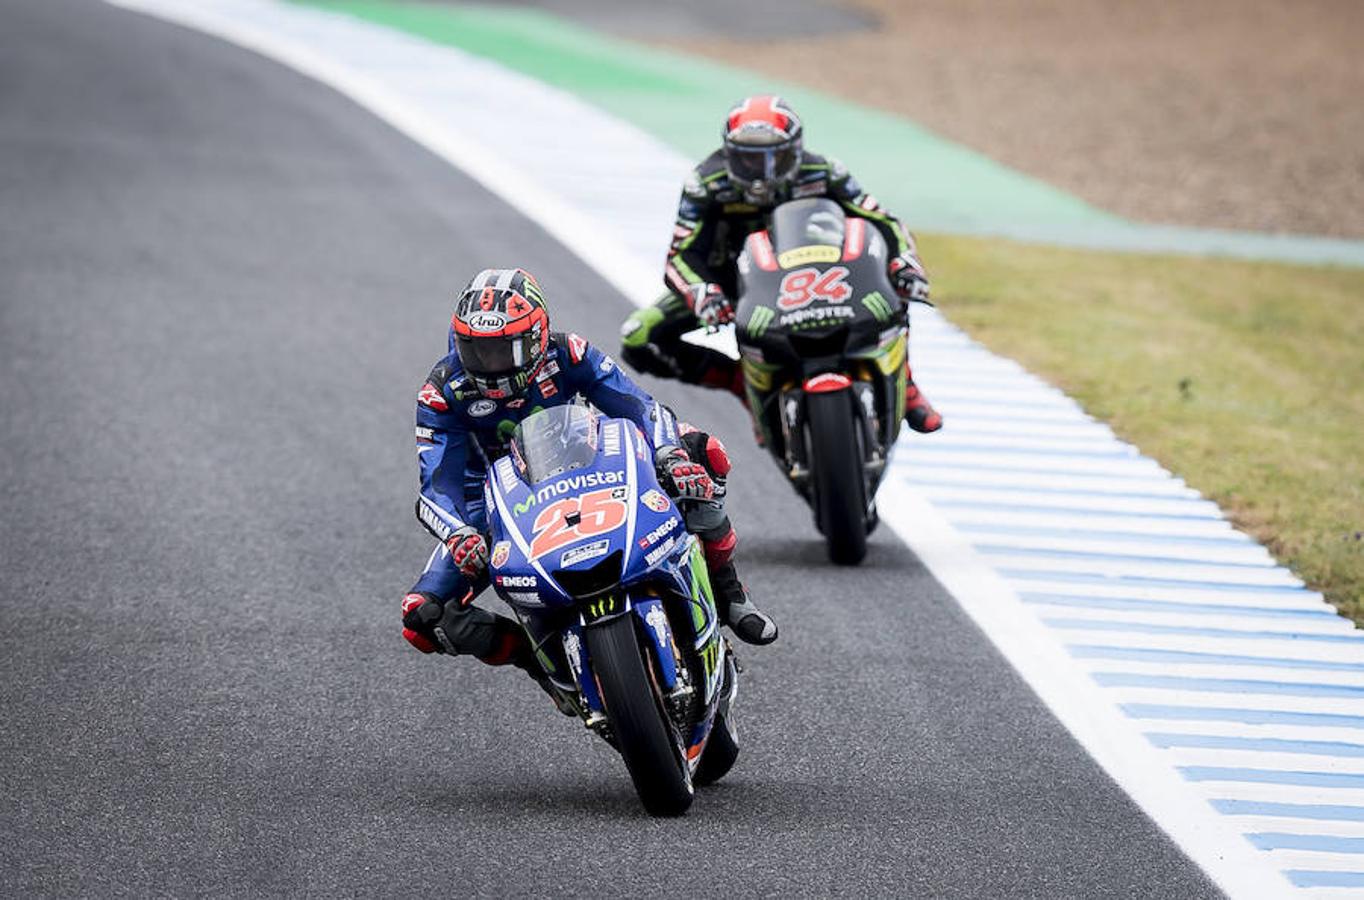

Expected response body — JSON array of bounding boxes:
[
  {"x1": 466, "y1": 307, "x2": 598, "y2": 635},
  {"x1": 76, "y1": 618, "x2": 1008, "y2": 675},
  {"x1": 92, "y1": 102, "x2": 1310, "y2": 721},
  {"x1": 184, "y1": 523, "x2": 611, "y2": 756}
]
[{"x1": 920, "y1": 234, "x2": 1364, "y2": 619}]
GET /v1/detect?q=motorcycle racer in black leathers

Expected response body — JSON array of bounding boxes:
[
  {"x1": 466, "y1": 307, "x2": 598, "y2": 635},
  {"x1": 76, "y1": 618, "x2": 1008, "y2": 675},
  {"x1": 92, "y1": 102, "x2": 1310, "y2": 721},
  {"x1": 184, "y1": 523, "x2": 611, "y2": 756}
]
[
  {"x1": 621, "y1": 94, "x2": 942, "y2": 433},
  {"x1": 401, "y1": 268, "x2": 778, "y2": 689}
]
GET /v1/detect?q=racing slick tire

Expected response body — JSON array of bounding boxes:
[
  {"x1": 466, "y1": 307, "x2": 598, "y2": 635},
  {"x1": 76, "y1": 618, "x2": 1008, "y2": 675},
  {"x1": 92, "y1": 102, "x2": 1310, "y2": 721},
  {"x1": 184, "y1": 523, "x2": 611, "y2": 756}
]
[
  {"x1": 585, "y1": 614, "x2": 694, "y2": 816},
  {"x1": 806, "y1": 388, "x2": 869, "y2": 565}
]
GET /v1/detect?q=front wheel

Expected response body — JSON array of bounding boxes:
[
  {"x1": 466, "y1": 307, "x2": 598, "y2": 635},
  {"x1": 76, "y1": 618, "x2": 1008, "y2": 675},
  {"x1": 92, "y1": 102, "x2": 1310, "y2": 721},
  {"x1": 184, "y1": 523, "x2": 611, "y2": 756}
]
[
  {"x1": 806, "y1": 388, "x2": 869, "y2": 565},
  {"x1": 585, "y1": 615, "x2": 694, "y2": 816}
]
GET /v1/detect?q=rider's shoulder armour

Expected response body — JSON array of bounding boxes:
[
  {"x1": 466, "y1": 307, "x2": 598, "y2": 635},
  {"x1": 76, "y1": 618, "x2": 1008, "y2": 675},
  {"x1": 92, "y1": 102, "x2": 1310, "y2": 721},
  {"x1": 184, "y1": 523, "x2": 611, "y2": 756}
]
[
  {"x1": 418, "y1": 359, "x2": 454, "y2": 412},
  {"x1": 551, "y1": 331, "x2": 592, "y2": 367}
]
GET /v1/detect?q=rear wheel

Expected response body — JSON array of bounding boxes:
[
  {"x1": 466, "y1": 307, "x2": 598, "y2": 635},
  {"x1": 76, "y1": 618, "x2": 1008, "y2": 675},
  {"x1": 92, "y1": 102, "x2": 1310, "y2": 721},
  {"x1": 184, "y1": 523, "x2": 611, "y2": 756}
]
[
  {"x1": 585, "y1": 615, "x2": 694, "y2": 816},
  {"x1": 693, "y1": 712, "x2": 739, "y2": 786},
  {"x1": 694, "y1": 654, "x2": 740, "y2": 786},
  {"x1": 806, "y1": 388, "x2": 868, "y2": 565}
]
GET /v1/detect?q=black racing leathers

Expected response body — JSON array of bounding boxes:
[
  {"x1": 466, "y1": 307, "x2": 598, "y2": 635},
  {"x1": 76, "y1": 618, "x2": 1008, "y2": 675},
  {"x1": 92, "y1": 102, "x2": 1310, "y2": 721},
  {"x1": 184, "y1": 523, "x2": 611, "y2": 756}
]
[{"x1": 621, "y1": 149, "x2": 928, "y2": 390}]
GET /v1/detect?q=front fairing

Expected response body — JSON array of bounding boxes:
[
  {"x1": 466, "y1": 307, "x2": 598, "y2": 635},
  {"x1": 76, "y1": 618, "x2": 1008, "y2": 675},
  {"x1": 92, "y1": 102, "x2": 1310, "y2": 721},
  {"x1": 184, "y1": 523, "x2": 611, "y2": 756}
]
[
  {"x1": 735, "y1": 199, "x2": 904, "y2": 375},
  {"x1": 485, "y1": 416, "x2": 692, "y2": 613}
]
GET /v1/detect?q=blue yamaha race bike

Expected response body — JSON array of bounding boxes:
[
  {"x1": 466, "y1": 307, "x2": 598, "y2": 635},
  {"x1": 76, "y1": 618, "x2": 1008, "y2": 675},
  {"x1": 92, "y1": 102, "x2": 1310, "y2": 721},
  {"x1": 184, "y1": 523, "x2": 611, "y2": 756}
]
[{"x1": 484, "y1": 405, "x2": 740, "y2": 816}]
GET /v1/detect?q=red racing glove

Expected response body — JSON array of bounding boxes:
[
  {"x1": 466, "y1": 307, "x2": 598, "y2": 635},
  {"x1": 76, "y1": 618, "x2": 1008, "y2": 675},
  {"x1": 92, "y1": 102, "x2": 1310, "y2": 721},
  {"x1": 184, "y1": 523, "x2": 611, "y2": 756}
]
[
  {"x1": 655, "y1": 446, "x2": 716, "y2": 502},
  {"x1": 446, "y1": 525, "x2": 489, "y2": 579}
]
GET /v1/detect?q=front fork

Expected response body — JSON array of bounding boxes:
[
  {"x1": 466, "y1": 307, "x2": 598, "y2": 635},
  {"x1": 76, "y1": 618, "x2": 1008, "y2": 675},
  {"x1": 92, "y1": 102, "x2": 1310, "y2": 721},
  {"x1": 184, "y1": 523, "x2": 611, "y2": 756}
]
[{"x1": 561, "y1": 543, "x2": 727, "y2": 761}]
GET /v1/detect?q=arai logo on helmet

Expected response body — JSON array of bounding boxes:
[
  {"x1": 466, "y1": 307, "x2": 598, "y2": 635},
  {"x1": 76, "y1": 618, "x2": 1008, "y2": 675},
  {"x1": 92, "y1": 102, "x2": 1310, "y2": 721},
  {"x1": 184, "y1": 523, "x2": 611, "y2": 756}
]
[
  {"x1": 468, "y1": 399, "x2": 497, "y2": 417},
  {"x1": 466, "y1": 311, "x2": 506, "y2": 333}
]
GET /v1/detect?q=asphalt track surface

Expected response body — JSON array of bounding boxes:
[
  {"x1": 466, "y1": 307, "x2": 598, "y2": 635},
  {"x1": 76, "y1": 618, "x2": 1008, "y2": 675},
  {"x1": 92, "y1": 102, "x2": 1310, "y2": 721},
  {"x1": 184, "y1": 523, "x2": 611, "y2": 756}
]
[{"x1": 0, "y1": 2, "x2": 1221, "y2": 896}]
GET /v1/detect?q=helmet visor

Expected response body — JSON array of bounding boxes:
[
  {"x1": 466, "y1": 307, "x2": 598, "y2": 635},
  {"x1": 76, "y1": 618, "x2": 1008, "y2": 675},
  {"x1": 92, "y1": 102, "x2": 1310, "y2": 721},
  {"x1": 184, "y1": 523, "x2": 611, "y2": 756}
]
[
  {"x1": 454, "y1": 332, "x2": 535, "y2": 379},
  {"x1": 726, "y1": 143, "x2": 800, "y2": 188}
]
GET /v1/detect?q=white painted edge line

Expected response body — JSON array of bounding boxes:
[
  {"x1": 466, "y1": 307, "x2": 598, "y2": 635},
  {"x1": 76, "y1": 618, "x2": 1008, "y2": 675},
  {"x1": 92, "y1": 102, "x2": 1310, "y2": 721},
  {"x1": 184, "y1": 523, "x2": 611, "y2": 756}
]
[{"x1": 102, "y1": 1, "x2": 1295, "y2": 895}]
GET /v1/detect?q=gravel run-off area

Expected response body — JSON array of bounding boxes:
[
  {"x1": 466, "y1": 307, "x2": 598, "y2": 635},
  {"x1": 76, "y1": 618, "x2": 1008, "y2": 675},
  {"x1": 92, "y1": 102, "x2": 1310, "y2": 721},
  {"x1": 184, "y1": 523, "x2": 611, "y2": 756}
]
[{"x1": 663, "y1": 0, "x2": 1364, "y2": 240}]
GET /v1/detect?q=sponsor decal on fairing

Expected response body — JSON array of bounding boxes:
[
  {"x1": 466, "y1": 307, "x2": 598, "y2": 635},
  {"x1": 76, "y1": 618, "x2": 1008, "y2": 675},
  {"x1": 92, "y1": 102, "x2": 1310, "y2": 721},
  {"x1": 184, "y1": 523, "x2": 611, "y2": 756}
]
[
  {"x1": 644, "y1": 537, "x2": 677, "y2": 567},
  {"x1": 637, "y1": 517, "x2": 679, "y2": 548},
  {"x1": 777, "y1": 245, "x2": 841, "y2": 268},
  {"x1": 490, "y1": 541, "x2": 510, "y2": 568},
  {"x1": 780, "y1": 305, "x2": 855, "y2": 328},
  {"x1": 496, "y1": 574, "x2": 536, "y2": 588},
  {"x1": 645, "y1": 603, "x2": 671, "y2": 651},
  {"x1": 495, "y1": 457, "x2": 519, "y2": 493},
  {"x1": 534, "y1": 469, "x2": 624, "y2": 503},
  {"x1": 563, "y1": 631, "x2": 583, "y2": 683},
  {"x1": 641, "y1": 489, "x2": 671, "y2": 513},
  {"x1": 560, "y1": 539, "x2": 610, "y2": 568},
  {"x1": 602, "y1": 423, "x2": 622, "y2": 457}
]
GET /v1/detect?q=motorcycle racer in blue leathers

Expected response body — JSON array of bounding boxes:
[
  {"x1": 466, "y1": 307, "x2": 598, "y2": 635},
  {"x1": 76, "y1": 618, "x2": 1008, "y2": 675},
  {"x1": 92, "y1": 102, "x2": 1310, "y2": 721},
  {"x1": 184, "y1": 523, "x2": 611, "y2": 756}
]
[{"x1": 400, "y1": 268, "x2": 778, "y2": 681}]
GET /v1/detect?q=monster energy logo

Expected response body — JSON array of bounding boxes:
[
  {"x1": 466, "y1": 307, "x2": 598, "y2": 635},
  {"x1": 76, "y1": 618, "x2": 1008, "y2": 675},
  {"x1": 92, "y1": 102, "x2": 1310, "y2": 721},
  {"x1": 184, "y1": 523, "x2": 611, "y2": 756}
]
[
  {"x1": 747, "y1": 306, "x2": 775, "y2": 338},
  {"x1": 587, "y1": 595, "x2": 619, "y2": 619},
  {"x1": 861, "y1": 291, "x2": 894, "y2": 323},
  {"x1": 522, "y1": 278, "x2": 545, "y2": 305},
  {"x1": 699, "y1": 639, "x2": 719, "y2": 679}
]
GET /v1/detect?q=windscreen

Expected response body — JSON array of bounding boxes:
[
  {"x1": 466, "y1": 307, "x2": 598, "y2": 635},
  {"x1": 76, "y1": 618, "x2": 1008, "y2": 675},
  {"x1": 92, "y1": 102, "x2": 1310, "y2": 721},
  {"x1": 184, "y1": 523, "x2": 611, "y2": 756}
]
[
  {"x1": 769, "y1": 198, "x2": 846, "y2": 257},
  {"x1": 509, "y1": 405, "x2": 599, "y2": 485}
]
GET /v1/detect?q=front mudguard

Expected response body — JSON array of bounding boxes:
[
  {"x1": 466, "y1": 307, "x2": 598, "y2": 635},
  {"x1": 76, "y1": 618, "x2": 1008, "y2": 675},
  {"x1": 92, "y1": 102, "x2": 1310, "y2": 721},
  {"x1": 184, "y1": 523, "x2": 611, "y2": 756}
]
[{"x1": 565, "y1": 595, "x2": 679, "y2": 715}]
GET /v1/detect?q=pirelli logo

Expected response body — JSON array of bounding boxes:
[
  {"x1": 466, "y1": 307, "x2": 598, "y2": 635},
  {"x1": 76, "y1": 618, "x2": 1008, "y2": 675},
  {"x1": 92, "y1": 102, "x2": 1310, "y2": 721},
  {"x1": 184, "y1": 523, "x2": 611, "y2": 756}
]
[{"x1": 777, "y1": 245, "x2": 840, "y2": 268}]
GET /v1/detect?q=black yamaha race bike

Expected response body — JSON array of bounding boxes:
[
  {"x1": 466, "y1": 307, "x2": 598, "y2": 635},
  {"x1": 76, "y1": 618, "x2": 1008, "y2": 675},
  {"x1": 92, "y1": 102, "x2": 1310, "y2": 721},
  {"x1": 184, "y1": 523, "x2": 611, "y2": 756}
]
[{"x1": 733, "y1": 198, "x2": 911, "y2": 565}]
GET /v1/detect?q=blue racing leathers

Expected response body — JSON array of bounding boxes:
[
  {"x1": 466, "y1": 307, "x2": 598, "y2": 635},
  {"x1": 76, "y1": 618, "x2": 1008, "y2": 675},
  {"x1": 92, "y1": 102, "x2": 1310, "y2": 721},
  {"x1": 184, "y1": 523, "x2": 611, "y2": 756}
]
[{"x1": 410, "y1": 331, "x2": 680, "y2": 603}]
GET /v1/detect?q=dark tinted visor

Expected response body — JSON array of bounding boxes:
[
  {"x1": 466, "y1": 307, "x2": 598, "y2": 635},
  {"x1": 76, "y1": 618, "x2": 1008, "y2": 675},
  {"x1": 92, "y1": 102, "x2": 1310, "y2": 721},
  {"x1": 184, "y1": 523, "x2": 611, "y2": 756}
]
[
  {"x1": 727, "y1": 144, "x2": 799, "y2": 185},
  {"x1": 455, "y1": 333, "x2": 532, "y2": 378}
]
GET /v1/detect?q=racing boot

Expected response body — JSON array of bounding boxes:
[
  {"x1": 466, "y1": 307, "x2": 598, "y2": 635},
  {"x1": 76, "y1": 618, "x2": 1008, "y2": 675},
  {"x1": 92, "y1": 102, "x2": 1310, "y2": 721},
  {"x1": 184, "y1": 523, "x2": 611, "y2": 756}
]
[
  {"x1": 904, "y1": 363, "x2": 942, "y2": 434},
  {"x1": 709, "y1": 561, "x2": 778, "y2": 646}
]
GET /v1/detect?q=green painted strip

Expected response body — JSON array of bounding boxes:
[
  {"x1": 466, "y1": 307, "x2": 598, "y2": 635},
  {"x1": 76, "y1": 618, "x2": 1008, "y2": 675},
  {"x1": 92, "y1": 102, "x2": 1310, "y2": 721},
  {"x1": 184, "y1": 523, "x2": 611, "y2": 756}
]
[{"x1": 292, "y1": 0, "x2": 1364, "y2": 267}]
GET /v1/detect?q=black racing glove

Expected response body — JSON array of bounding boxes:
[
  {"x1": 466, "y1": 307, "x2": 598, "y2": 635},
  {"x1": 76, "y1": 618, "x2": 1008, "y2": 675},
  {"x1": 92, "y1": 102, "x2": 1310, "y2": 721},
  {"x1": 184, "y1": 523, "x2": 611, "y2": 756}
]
[
  {"x1": 889, "y1": 254, "x2": 930, "y2": 303},
  {"x1": 689, "y1": 283, "x2": 734, "y2": 327}
]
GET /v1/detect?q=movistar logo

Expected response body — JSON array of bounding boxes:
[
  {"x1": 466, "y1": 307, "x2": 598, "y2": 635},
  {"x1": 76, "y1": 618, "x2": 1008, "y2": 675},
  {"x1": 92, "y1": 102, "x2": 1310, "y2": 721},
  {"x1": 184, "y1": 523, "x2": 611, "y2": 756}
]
[
  {"x1": 513, "y1": 496, "x2": 536, "y2": 515},
  {"x1": 534, "y1": 469, "x2": 624, "y2": 503}
]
